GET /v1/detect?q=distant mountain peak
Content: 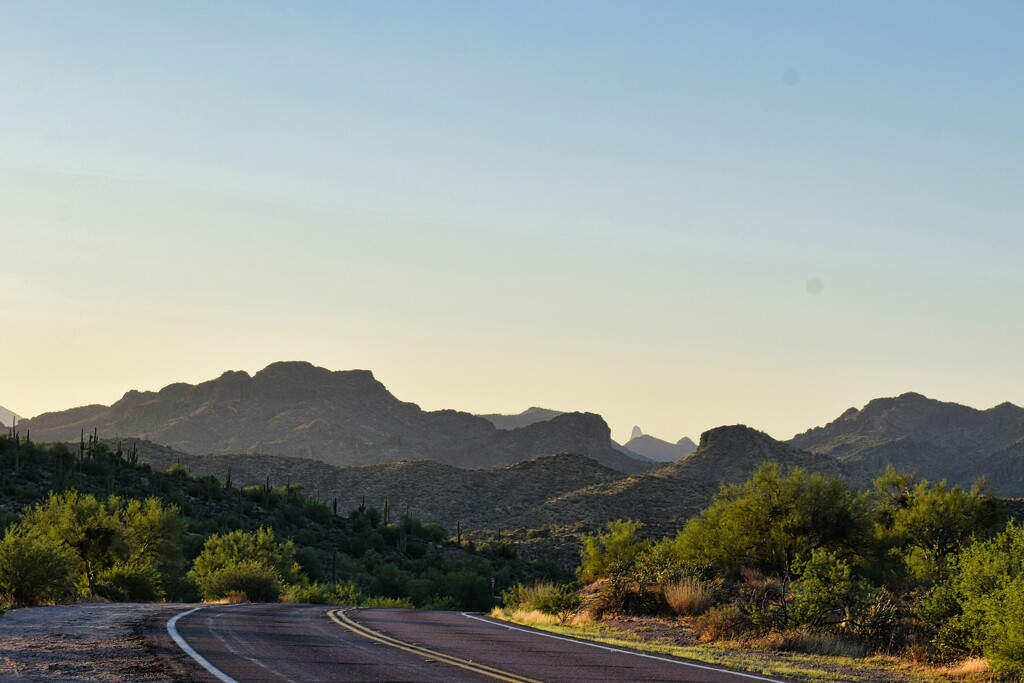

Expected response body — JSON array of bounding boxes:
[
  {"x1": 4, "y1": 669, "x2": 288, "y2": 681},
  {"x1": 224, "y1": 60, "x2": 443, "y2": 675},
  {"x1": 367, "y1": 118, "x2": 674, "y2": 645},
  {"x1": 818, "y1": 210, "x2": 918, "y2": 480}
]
[{"x1": 624, "y1": 431, "x2": 697, "y2": 462}]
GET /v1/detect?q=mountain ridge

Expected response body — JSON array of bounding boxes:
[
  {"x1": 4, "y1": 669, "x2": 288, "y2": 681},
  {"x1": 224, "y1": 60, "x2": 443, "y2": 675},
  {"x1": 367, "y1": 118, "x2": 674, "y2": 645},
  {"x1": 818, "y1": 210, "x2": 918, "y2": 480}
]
[
  {"x1": 19, "y1": 361, "x2": 652, "y2": 474},
  {"x1": 790, "y1": 392, "x2": 1024, "y2": 494}
]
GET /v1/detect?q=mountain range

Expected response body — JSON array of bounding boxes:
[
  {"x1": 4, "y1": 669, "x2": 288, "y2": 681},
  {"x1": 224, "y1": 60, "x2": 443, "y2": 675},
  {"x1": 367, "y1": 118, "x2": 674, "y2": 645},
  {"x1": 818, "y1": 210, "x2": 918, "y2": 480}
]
[
  {"x1": 14, "y1": 364, "x2": 1024, "y2": 533},
  {"x1": 622, "y1": 431, "x2": 698, "y2": 462},
  {"x1": 791, "y1": 392, "x2": 1024, "y2": 492},
  {"x1": 130, "y1": 423, "x2": 848, "y2": 531},
  {"x1": 18, "y1": 362, "x2": 650, "y2": 474}
]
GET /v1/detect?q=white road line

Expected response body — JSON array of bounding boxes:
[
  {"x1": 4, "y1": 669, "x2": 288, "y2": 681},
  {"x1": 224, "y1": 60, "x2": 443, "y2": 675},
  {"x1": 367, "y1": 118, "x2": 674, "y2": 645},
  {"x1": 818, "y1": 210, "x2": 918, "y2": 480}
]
[
  {"x1": 166, "y1": 607, "x2": 240, "y2": 683},
  {"x1": 460, "y1": 613, "x2": 789, "y2": 683}
]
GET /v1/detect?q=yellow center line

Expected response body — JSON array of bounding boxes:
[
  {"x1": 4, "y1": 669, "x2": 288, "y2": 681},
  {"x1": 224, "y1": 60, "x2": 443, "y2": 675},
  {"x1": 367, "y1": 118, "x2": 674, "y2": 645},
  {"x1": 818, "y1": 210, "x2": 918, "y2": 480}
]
[{"x1": 327, "y1": 609, "x2": 545, "y2": 683}]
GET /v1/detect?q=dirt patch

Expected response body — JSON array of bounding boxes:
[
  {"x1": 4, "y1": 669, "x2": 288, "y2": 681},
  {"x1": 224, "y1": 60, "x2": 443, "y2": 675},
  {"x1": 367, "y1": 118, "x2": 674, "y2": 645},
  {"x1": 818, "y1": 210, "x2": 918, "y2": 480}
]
[{"x1": 0, "y1": 603, "x2": 204, "y2": 683}]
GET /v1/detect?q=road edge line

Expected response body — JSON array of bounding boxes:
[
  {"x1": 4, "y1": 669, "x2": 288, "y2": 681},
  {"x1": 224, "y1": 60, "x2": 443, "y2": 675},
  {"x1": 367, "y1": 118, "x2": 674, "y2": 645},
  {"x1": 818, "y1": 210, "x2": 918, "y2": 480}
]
[
  {"x1": 461, "y1": 613, "x2": 790, "y2": 683},
  {"x1": 167, "y1": 606, "x2": 240, "y2": 683}
]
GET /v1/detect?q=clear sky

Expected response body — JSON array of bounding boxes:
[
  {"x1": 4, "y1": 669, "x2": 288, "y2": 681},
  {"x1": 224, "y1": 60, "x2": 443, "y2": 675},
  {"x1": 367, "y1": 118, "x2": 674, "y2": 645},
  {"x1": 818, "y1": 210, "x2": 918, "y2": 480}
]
[{"x1": 2, "y1": 2, "x2": 1023, "y2": 443}]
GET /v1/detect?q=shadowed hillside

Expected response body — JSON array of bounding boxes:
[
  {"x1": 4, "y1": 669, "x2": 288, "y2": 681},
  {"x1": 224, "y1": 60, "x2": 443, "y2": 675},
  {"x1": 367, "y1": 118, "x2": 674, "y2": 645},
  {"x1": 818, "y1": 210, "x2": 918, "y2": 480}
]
[{"x1": 135, "y1": 425, "x2": 853, "y2": 532}]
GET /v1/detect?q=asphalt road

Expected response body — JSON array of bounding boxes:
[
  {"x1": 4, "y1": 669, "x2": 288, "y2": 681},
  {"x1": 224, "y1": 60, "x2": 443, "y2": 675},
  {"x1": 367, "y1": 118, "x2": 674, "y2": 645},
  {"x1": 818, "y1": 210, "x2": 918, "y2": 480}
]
[{"x1": 169, "y1": 604, "x2": 787, "y2": 683}]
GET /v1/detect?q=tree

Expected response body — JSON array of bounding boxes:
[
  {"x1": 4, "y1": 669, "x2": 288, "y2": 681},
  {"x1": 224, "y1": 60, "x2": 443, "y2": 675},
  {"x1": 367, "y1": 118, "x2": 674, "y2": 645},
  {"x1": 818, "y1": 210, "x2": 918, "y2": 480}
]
[
  {"x1": 873, "y1": 468, "x2": 999, "y2": 585},
  {"x1": 673, "y1": 464, "x2": 872, "y2": 578},
  {"x1": 0, "y1": 525, "x2": 77, "y2": 607},
  {"x1": 19, "y1": 491, "x2": 182, "y2": 599},
  {"x1": 946, "y1": 522, "x2": 1024, "y2": 677},
  {"x1": 579, "y1": 520, "x2": 652, "y2": 613}
]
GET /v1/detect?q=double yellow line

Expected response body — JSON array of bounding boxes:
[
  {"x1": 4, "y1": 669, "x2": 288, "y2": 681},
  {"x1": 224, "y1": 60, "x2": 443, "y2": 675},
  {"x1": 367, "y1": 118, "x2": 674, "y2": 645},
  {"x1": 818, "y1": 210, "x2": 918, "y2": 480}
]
[{"x1": 327, "y1": 610, "x2": 543, "y2": 683}]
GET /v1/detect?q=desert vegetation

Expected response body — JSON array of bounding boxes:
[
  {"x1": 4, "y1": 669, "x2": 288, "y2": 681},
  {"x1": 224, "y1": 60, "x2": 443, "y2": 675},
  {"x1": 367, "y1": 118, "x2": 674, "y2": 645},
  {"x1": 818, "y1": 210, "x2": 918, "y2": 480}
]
[
  {"x1": 0, "y1": 430, "x2": 565, "y2": 612},
  {"x1": 498, "y1": 463, "x2": 1019, "y2": 679}
]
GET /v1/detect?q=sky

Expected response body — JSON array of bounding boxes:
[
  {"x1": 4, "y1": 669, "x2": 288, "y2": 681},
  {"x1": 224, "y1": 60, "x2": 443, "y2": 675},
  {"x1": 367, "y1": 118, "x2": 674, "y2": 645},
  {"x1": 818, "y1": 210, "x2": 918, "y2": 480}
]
[{"x1": 2, "y1": 2, "x2": 1023, "y2": 443}]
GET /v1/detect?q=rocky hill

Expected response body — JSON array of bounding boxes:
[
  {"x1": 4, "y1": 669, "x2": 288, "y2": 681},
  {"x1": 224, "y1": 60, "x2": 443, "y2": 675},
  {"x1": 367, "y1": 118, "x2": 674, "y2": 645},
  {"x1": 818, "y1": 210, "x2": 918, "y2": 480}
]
[
  {"x1": 478, "y1": 407, "x2": 565, "y2": 430},
  {"x1": 20, "y1": 362, "x2": 651, "y2": 474},
  {"x1": 536, "y1": 425, "x2": 854, "y2": 526},
  {"x1": 790, "y1": 393, "x2": 1024, "y2": 495},
  {"x1": 137, "y1": 425, "x2": 856, "y2": 533},
  {"x1": 623, "y1": 433, "x2": 697, "y2": 462},
  {"x1": 0, "y1": 404, "x2": 20, "y2": 430},
  {"x1": 136, "y1": 444, "x2": 627, "y2": 532}
]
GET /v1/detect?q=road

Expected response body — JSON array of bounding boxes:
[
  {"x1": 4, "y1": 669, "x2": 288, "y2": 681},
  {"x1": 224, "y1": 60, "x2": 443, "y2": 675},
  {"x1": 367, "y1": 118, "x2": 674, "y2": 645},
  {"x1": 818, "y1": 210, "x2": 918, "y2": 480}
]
[{"x1": 169, "y1": 604, "x2": 787, "y2": 683}]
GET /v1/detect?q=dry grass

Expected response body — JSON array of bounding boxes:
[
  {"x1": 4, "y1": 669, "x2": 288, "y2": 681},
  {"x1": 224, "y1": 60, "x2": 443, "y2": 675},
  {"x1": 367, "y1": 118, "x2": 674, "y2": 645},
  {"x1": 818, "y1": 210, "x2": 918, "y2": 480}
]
[
  {"x1": 664, "y1": 577, "x2": 716, "y2": 616},
  {"x1": 491, "y1": 607, "x2": 592, "y2": 628},
  {"x1": 936, "y1": 659, "x2": 992, "y2": 679},
  {"x1": 768, "y1": 631, "x2": 869, "y2": 658}
]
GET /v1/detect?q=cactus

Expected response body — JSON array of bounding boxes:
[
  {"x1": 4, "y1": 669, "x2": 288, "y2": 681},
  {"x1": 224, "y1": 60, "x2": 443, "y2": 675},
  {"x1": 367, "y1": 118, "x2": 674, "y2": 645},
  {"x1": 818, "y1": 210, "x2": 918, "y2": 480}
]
[
  {"x1": 225, "y1": 466, "x2": 232, "y2": 490},
  {"x1": 383, "y1": 498, "x2": 390, "y2": 525},
  {"x1": 457, "y1": 521, "x2": 462, "y2": 547}
]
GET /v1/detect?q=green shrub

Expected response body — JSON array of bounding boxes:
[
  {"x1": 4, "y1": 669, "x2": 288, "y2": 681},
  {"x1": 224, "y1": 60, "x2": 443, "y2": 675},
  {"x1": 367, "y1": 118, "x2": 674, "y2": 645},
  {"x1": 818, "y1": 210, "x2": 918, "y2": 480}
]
[
  {"x1": 333, "y1": 582, "x2": 362, "y2": 606},
  {"x1": 951, "y1": 523, "x2": 1024, "y2": 677},
  {"x1": 96, "y1": 561, "x2": 164, "y2": 602},
  {"x1": 198, "y1": 561, "x2": 282, "y2": 602},
  {"x1": 362, "y1": 596, "x2": 415, "y2": 608},
  {"x1": 535, "y1": 584, "x2": 583, "y2": 624},
  {"x1": 502, "y1": 581, "x2": 556, "y2": 611},
  {"x1": 0, "y1": 526, "x2": 77, "y2": 607},
  {"x1": 188, "y1": 527, "x2": 300, "y2": 602},
  {"x1": 282, "y1": 582, "x2": 335, "y2": 604}
]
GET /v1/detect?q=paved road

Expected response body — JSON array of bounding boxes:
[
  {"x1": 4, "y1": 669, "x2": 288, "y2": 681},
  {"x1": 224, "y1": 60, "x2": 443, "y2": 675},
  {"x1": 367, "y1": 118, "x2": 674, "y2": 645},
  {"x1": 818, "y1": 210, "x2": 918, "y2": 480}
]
[{"x1": 170, "y1": 604, "x2": 786, "y2": 683}]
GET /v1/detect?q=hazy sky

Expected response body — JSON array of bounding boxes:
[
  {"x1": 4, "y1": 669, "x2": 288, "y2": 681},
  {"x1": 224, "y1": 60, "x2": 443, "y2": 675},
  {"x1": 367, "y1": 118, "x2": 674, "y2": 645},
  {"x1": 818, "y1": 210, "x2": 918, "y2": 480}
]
[{"x1": 3, "y1": 2, "x2": 1023, "y2": 443}]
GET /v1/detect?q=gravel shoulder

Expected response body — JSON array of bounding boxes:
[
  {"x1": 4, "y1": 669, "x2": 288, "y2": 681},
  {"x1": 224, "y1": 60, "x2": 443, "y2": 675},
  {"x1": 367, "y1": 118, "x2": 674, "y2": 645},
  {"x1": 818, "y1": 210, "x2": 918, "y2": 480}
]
[{"x1": 0, "y1": 603, "x2": 209, "y2": 683}]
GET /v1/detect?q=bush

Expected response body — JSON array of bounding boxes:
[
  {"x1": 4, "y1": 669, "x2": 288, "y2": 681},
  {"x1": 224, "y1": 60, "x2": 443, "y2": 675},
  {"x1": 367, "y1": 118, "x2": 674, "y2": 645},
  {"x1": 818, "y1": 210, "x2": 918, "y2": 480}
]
[
  {"x1": 691, "y1": 603, "x2": 753, "y2": 642},
  {"x1": 188, "y1": 527, "x2": 300, "y2": 602},
  {"x1": 775, "y1": 631, "x2": 869, "y2": 657},
  {"x1": 282, "y1": 582, "x2": 335, "y2": 604},
  {"x1": 0, "y1": 526, "x2": 77, "y2": 607},
  {"x1": 502, "y1": 581, "x2": 556, "y2": 611},
  {"x1": 362, "y1": 596, "x2": 415, "y2": 608},
  {"x1": 96, "y1": 562, "x2": 164, "y2": 602},
  {"x1": 198, "y1": 561, "x2": 282, "y2": 602},
  {"x1": 951, "y1": 524, "x2": 1024, "y2": 677},
  {"x1": 664, "y1": 576, "x2": 716, "y2": 616},
  {"x1": 535, "y1": 584, "x2": 583, "y2": 624}
]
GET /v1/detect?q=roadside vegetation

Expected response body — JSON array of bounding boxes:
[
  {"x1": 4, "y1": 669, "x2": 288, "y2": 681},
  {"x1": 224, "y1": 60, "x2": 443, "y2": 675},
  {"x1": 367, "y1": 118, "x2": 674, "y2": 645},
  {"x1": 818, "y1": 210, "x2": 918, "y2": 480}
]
[
  {"x1": 0, "y1": 431, "x2": 566, "y2": 611},
  {"x1": 496, "y1": 463, "x2": 1019, "y2": 680}
]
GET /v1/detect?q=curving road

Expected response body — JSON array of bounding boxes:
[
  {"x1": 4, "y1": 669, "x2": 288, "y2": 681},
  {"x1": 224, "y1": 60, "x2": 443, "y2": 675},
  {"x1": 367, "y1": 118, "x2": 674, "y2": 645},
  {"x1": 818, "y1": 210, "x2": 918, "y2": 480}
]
[{"x1": 168, "y1": 604, "x2": 787, "y2": 683}]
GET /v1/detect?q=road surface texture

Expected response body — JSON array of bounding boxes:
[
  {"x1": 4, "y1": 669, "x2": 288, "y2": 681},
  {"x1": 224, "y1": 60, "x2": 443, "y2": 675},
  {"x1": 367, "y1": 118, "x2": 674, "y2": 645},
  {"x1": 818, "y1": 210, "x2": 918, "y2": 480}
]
[{"x1": 170, "y1": 603, "x2": 788, "y2": 683}]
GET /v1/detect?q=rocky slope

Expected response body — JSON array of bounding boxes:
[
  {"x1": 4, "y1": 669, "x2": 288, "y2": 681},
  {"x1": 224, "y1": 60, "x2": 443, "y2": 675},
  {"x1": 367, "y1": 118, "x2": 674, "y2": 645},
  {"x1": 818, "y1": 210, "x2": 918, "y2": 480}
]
[
  {"x1": 790, "y1": 392, "x2": 1024, "y2": 495},
  {"x1": 137, "y1": 425, "x2": 856, "y2": 532},
  {"x1": 137, "y1": 444, "x2": 627, "y2": 532},
  {"x1": 478, "y1": 407, "x2": 565, "y2": 430},
  {"x1": 536, "y1": 425, "x2": 854, "y2": 526},
  {"x1": 21, "y1": 362, "x2": 651, "y2": 474}
]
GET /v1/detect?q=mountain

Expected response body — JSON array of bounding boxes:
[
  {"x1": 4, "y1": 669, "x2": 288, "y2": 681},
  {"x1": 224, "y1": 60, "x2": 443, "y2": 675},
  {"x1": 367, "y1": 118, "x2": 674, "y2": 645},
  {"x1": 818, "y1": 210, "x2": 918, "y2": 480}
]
[
  {"x1": 538, "y1": 425, "x2": 853, "y2": 526},
  {"x1": 623, "y1": 433, "x2": 698, "y2": 462},
  {"x1": 135, "y1": 444, "x2": 626, "y2": 532},
  {"x1": 0, "y1": 405, "x2": 19, "y2": 430},
  {"x1": 131, "y1": 425, "x2": 848, "y2": 531},
  {"x1": 20, "y1": 362, "x2": 652, "y2": 474},
  {"x1": 790, "y1": 393, "x2": 1024, "y2": 495},
  {"x1": 478, "y1": 407, "x2": 565, "y2": 430}
]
